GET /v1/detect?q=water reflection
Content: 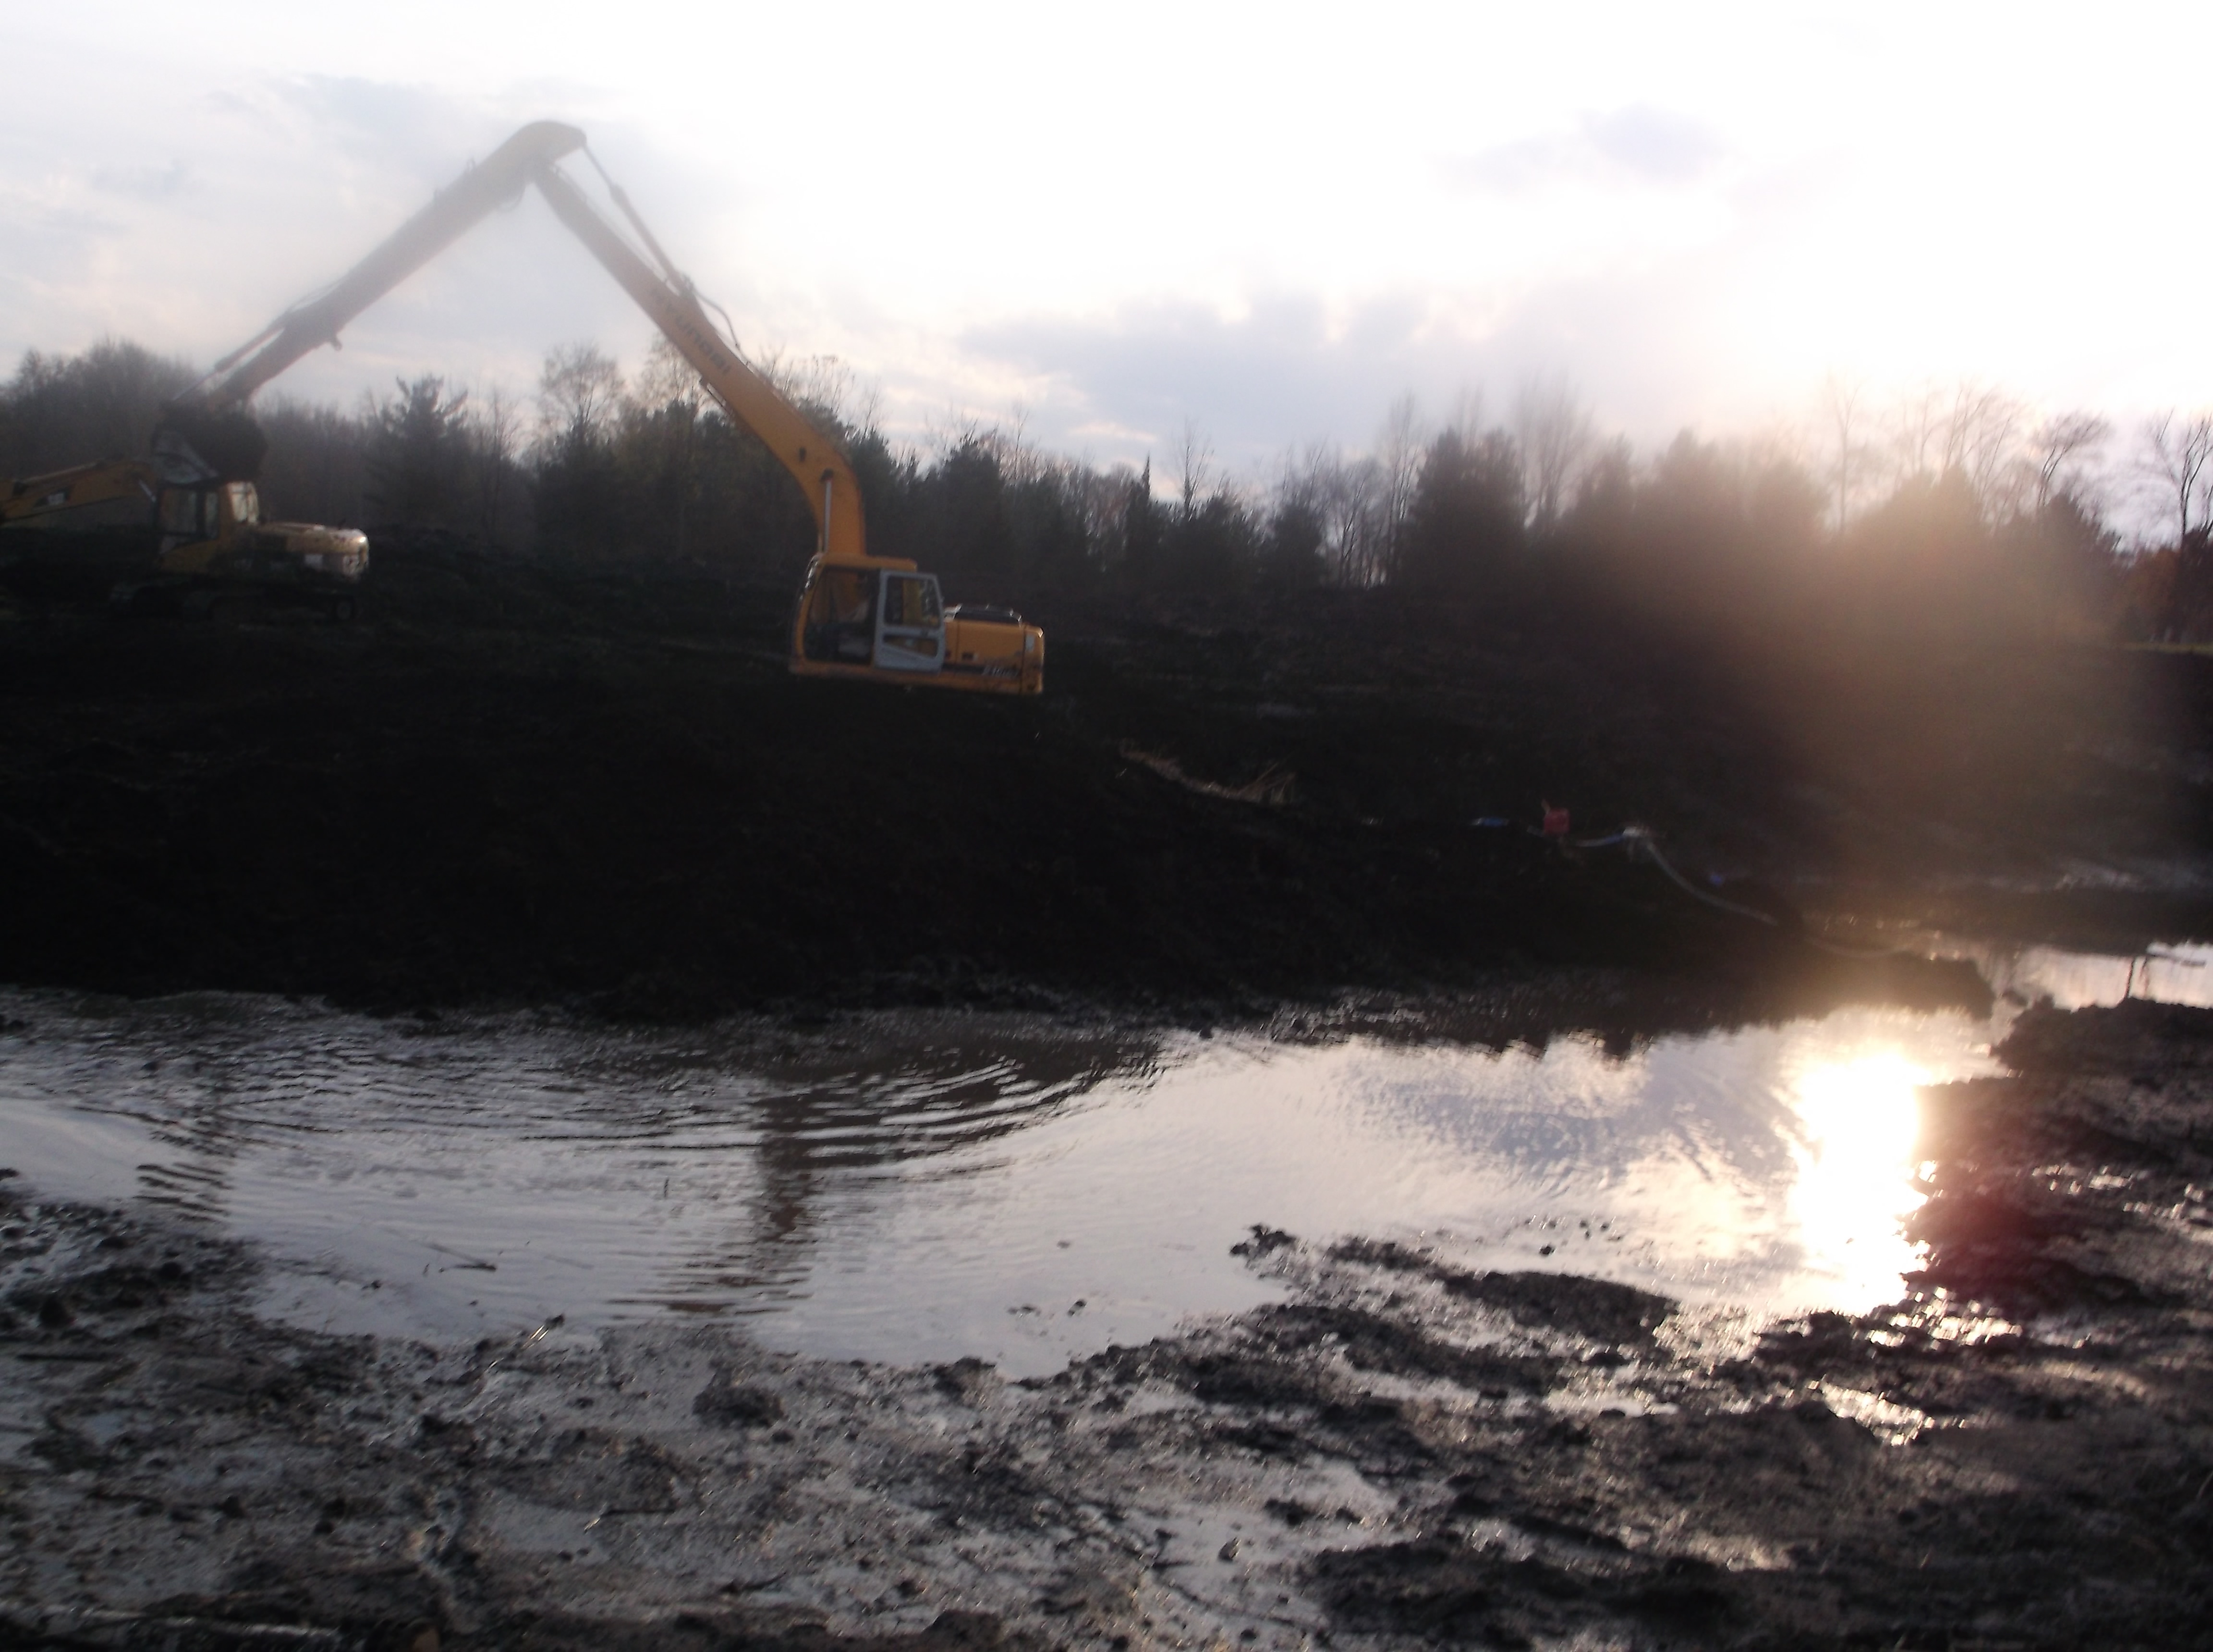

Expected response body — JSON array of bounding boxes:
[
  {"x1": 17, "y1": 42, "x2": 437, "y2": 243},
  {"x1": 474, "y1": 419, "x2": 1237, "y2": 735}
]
[
  {"x1": 636, "y1": 1036, "x2": 1158, "y2": 1309},
  {"x1": 1786, "y1": 1053, "x2": 1928, "y2": 1308},
  {"x1": 1974, "y1": 940, "x2": 2213, "y2": 1010},
  {"x1": 0, "y1": 995, "x2": 1162, "y2": 1343},
  {"x1": 0, "y1": 988, "x2": 2003, "y2": 1372},
  {"x1": 1299, "y1": 1010, "x2": 1982, "y2": 1318}
]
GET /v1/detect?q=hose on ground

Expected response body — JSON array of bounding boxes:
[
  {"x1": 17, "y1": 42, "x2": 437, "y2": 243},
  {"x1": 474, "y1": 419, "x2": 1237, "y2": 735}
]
[
  {"x1": 1606, "y1": 827, "x2": 1783, "y2": 927},
  {"x1": 1535, "y1": 819, "x2": 1918, "y2": 958}
]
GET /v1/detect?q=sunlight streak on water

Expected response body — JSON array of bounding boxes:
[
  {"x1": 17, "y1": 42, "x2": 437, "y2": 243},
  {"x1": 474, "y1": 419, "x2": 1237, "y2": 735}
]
[{"x1": 1785, "y1": 1052, "x2": 1928, "y2": 1312}]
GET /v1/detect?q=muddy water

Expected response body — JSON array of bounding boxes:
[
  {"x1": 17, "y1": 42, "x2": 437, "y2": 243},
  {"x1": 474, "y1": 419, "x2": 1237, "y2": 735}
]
[{"x1": 0, "y1": 950, "x2": 2182, "y2": 1378}]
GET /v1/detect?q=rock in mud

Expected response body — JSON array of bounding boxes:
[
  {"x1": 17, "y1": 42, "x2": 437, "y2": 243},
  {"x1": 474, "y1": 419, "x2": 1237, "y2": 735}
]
[{"x1": 693, "y1": 1371, "x2": 786, "y2": 1428}]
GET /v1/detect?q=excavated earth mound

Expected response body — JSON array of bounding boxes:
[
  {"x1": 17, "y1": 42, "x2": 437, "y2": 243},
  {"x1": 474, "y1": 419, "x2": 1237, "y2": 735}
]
[{"x1": 12, "y1": 552, "x2": 2204, "y2": 1022}]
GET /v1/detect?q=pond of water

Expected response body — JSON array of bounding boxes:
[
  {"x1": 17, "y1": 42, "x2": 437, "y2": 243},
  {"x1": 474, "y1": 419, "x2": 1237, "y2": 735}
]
[{"x1": 0, "y1": 943, "x2": 2199, "y2": 1376}]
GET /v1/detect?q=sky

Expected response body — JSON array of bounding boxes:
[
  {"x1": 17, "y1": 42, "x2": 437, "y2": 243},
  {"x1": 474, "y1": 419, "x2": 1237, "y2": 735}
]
[{"x1": 4, "y1": 1, "x2": 2208, "y2": 482}]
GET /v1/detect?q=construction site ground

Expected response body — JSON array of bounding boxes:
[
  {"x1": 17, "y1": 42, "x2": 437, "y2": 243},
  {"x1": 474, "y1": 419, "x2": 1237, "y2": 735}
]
[{"x1": 3, "y1": 552, "x2": 2213, "y2": 1648}]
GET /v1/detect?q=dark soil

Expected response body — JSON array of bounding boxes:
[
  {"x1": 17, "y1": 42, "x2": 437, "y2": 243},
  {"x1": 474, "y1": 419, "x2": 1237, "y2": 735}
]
[
  {"x1": 6, "y1": 549, "x2": 2211, "y2": 1025},
  {"x1": 3, "y1": 996, "x2": 2209, "y2": 1650}
]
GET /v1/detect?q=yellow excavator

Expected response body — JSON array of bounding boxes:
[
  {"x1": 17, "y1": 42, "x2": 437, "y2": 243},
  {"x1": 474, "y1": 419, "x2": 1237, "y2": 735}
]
[
  {"x1": 0, "y1": 409, "x2": 369, "y2": 618},
  {"x1": 3, "y1": 121, "x2": 1044, "y2": 692}
]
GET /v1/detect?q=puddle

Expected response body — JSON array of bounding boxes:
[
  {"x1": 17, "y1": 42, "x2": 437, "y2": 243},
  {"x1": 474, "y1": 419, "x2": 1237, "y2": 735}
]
[{"x1": 0, "y1": 946, "x2": 2191, "y2": 1377}]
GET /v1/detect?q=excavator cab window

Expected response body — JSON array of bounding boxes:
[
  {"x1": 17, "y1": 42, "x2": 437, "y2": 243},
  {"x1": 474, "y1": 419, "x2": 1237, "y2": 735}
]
[
  {"x1": 874, "y1": 572, "x2": 945, "y2": 673},
  {"x1": 225, "y1": 482, "x2": 261, "y2": 526},
  {"x1": 158, "y1": 487, "x2": 220, "y2": 543},
  {"x1": 881, "y1": 573, "x2": 941, "y2": 630},
  {"x1": 802, "y1": 566, "x2": 876, "y2": 663}
]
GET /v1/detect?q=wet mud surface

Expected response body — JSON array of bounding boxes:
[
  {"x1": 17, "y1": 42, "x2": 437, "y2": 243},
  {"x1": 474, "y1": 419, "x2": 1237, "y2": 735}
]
[{"x1": 4, "y1": 997, "x2": 2210, "y2": 1651}]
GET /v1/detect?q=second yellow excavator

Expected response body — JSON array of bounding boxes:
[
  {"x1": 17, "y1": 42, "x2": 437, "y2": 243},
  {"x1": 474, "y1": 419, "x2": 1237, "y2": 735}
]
[{"x1": 16, "y1": 121, "x2": 1044, "y2": 692}]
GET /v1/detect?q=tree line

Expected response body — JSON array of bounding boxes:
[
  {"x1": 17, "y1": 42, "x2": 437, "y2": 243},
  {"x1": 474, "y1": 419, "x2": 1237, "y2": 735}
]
[{"x1": 6, "y1": 334, "x2": 2211, "y2": 644}]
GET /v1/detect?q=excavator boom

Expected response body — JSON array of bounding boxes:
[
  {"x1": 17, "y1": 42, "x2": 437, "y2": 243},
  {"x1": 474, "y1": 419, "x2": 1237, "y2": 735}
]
[{"x1": 188, "y1": 122, "x2": 587, "y2": 413}]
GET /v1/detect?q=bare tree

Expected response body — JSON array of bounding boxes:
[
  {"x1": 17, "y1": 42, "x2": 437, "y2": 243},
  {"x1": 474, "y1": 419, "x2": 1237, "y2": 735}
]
[
  {"x1": 1443, "y1": 387, "x2": 1486, "y2": 444},
  {"x1": 1887, "y1": 383, "x2": 1945, "y2": 490},
  {"x1": 2030, "y1": 412, "x2": 2110, "y2": 512},
  {"x1": 1066, "y1": 461, "x2": 1139, "y2": 564},
  {"x1": 1937, "y1": 381, "x2": 2027, "y2": 517},
  {"x1": 1820, "y1": 374, "x2": 1871, "y2": 530},
  {"x1": 629, "y1": 338, "x2": 711, "y2": 559},
  {"x1": 1175, "y1": 419, "x2": 1215, "y2": 519},
  {"x1": 923, "y1": 409, "x2": 989, "y2": 464},
  {"x1": 754, "y1": 350, "x2": 856, "y2": 430},
  {"x1": 1278, "y1": 441, "x2": 1388, "y2": 586},
  {"x1": 1344, "y1": 458, "x2": 1390, "y2": 586},
  {"x1": 635, "y1": 335, "x2": 704, "y2": 413},
  {"x1": 536, "y1": 342, "x2": 625, "y2": 455},
  {"x1": 1375, "y1": 394, "x2": 1424, "y2": 580},
  {"x1": 469, "y1": 386, "x2": 522, "y2": 545},
  {"x1": 1871, "y1": 379, "x2": 2033, "y2": 520},
  {"x1": 997, "y1": 406, "x2": 1044, "y2": 487},
  {"x1": 2140, "y1": 411, "x2": 2213, "y2": 545},
  {"x1": 1514, "y1": 375, "x2": 1593, "y2": 535},
  {"x1": 917, "y1": 409, "x2": 1058, "y2": 492}
]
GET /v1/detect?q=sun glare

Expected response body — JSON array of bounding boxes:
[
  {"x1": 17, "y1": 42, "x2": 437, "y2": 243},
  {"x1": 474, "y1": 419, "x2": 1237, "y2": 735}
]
[{"x1": 1787, "y1": 1052, "x2": 1928, "y2": 1310}]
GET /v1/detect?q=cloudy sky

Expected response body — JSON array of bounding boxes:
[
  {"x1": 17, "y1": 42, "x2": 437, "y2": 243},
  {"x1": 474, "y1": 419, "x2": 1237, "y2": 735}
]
[{"x1": 4, "y1": 2, "x2": 2205, "y2": 476}]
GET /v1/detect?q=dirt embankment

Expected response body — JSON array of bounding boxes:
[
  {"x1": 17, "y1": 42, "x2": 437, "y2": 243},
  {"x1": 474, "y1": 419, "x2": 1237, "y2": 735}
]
[
  {"x1": 10, "y1": 554, "x2": 2211, "y2": 1022},
  {"x1": 3, "y1": 996, "x2": 2209, "y2": 1651}
]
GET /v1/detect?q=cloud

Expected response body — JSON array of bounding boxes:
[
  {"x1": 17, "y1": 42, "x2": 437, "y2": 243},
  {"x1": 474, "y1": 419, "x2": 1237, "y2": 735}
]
[
  {"x1": 962, "y1": 295, "x2": 1435, "y2": 466},
  {"x1": 1443, "y1": 105, "x2": 1727, "y2": 193},
  {"x1": 957, "y1": 258, "x2": 1758, "y2": 474},
  {"x1": 89, "y1": 161, "x2": 190, "y2": 202},
  {"x1": 1582, "y1": 106, "x2": 1727, "y2": 183},
  {"x1": 244, "y1": 75, "x2": 502, "y2": 177}
]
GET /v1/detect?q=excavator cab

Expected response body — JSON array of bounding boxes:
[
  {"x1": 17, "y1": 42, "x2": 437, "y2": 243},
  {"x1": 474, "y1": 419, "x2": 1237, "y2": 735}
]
[
  {"x1": 146, "y1": 476, "x2": 366, "y2": 595},
  {"x1": 797, "y1": 558, "x2": 942, "y2": 673},
  {"x1": 156, "y1": 480, "x2": 251, "y2": 559},
  {"x1": 793, "y1": 557, "x2": 1042, "y2": 692}
]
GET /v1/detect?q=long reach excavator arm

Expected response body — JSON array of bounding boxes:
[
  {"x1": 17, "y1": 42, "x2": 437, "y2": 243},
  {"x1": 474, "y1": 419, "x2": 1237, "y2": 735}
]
[
  {"x1": 528, "y1": 149, "x2": 868, "y2": 568},
  {"x1": 186, "y1": 123, "x2": 589, "y2": 415},
  {"x1": 161, "y1": 120, "x2": 1040, "y2": 690}
]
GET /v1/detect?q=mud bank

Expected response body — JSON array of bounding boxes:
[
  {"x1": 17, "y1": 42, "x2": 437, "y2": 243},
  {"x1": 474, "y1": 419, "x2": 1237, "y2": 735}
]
[
  {"x1": 3, "y1": 996, "x2": 2208, "y2": 1651},
  {"x1": 2, "y1": 564, "x2": 2207, "y2": 1020}
]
